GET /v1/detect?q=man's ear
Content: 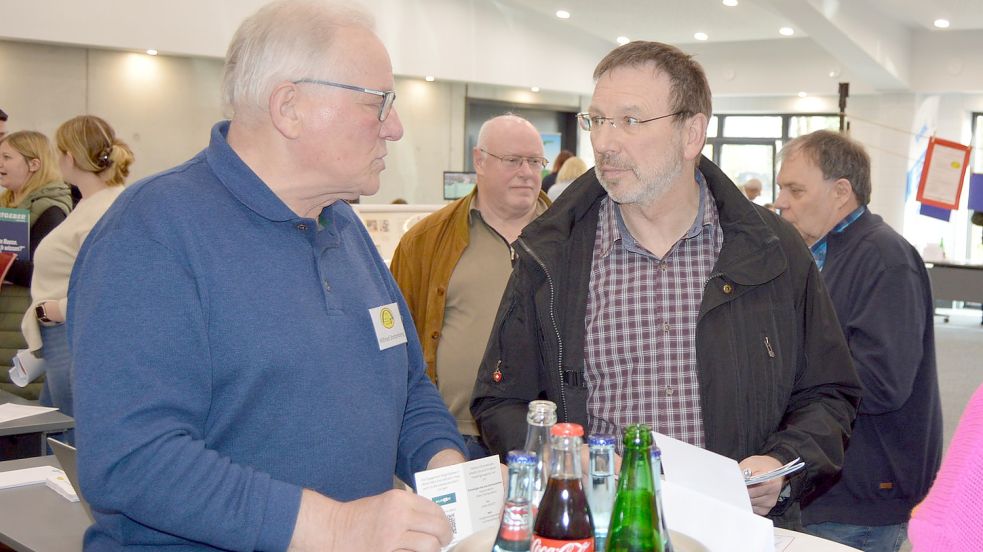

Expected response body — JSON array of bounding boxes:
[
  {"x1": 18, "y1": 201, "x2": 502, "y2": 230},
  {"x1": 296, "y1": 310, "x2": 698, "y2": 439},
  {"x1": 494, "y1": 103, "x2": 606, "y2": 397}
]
[
  {"x1": 833, "y1": 178, "x2": 855, "y2": 208},
  {"x1": 472, "y1": 147, "x2": 485, "y2": 174},
  {"x1": 683, "y1": 113, "x2": 709, "y2": 160},
  {"x1": 268, "y1": 82, "x2": 303, "y2": 139}
]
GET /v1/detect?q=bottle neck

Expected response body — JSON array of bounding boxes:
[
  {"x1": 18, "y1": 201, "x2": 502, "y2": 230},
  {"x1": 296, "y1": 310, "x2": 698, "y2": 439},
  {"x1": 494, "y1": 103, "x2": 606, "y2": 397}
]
[
  {"x1": 506, "y1": 463, "x2": 536, "y2": 502},
  {"x1": 549, "y1": 435, "x2": 584, "y2": 479},
  {"x1": 590, "y1": 445, "x2": 615, "y2": 477},
  {"x1": 620, "y1": 443, "x2": 655, "y2": 491}
]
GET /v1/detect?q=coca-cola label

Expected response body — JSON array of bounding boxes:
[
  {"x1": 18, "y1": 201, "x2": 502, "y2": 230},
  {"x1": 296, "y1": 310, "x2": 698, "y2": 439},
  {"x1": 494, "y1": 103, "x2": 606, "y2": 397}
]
[{"x1": 530, "y1": 536, "x2": 594, "y2": 552}]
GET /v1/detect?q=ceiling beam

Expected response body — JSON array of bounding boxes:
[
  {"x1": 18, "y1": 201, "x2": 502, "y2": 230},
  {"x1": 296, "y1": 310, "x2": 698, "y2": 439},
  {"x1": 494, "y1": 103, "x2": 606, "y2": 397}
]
[{"x1": 756, "y1": 0, "x2": 911, "y2": 91}]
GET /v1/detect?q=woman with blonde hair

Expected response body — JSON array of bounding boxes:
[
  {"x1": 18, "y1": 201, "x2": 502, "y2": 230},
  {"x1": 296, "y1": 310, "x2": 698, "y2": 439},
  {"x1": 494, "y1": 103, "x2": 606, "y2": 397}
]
[
  {"x1": 546, "y1": 155, "x2": 589, "y2": 201},
  {"x1": 0, "y1": 131, "x2": 71, "y2": 400},
  {"x1": 24, "y1": 116, "x2": 132, "y2": 428}
]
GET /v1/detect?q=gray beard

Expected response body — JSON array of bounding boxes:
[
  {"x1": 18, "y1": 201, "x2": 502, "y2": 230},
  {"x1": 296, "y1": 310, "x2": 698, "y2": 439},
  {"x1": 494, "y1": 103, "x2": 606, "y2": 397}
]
[{"x1": 596, "y1": 146, "x2": 683, "y2": 206}]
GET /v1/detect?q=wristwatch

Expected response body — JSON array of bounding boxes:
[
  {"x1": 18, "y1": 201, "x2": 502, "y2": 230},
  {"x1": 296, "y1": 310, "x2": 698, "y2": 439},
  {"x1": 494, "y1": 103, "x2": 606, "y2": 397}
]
[{"x1": 35, "y1": 303, "x2": 54, "y2": 324}]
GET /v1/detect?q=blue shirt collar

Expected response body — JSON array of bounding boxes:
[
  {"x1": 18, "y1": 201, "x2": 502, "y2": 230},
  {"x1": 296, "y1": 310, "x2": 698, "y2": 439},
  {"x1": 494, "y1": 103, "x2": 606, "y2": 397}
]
[{"x1": 810, "y1": 205, "x2": 866, "y2": 270}]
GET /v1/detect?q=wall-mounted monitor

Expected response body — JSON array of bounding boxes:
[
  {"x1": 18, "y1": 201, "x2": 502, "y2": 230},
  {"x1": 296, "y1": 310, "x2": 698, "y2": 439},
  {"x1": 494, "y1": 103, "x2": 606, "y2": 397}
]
[{"x1": 443, "y1": 171, "x2": 477, "y2": 200}]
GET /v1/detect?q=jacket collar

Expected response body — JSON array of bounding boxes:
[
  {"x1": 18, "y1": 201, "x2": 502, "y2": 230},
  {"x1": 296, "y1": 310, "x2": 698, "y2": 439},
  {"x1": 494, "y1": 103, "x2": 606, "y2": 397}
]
[{"x1": 520, "y1": 155, "x2": 787, "y2": 287}]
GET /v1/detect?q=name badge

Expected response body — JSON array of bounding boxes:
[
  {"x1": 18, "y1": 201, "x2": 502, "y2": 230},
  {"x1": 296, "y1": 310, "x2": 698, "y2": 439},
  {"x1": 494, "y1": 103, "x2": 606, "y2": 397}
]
[{"x1": 368, "y1": 302, "x2": 408, "y2": 351}]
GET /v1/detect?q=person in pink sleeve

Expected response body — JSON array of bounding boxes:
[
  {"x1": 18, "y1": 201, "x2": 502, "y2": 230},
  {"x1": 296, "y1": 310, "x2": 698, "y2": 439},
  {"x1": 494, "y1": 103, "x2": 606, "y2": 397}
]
[{"x1": 909, "y1": 383, "x2": 983, "y2": 551}]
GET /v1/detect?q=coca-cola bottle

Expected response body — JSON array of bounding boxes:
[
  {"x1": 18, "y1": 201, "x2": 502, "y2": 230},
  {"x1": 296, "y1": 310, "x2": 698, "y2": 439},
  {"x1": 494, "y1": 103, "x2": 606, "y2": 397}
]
[
  {"x1": 532, "y1": 423, "x2": 594, "y2": 552},
  {"x1": 523, "y1": 400, "x2": 557, "y2": 508},
  {"x1": 493, "y1": 450, "x2": 538, "y2": 552}
]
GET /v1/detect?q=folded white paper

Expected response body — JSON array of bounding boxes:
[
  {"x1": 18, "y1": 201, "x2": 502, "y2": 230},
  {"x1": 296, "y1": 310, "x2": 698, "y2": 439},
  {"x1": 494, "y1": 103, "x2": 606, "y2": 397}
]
[
  {"x1": 653, "y1": 431, "x2": 752, "y2": 512},
  {"x1": 414, "y1": 455, "x2": 504, "y2": 550},
  {"x1": 662, "y1": 479, "x2": 774, "y2": 552},
  {"x1": 0, "y1": 466, "x2": 63, "y2": 490},
  {"x1": 46, "y1": 470, "x2": 79, "y2": 502},
  {"x1": 0, "y1": 403, "x2": 59, "y2": 424},
  {"x1": 9, "y1": 349, "x2": 45, "y2": 387}
]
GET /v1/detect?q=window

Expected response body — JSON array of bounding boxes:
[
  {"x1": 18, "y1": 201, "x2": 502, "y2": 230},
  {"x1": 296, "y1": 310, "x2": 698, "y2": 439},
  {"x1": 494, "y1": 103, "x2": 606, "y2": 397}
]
[{"x1": 705, "y1": 113, "x2": 839, "y2": 204}]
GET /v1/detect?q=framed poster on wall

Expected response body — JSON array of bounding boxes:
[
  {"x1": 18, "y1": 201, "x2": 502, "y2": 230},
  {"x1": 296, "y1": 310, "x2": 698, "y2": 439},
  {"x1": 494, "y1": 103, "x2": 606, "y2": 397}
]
[{"x1": 916, "y1": 137, "x2": 971, "y2": 210}]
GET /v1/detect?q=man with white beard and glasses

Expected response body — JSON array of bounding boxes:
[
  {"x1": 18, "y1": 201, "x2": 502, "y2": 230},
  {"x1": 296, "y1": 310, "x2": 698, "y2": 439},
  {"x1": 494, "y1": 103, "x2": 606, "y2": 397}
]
[{"x1": 471, "y1": 41, "x2": 861, "y2": 528}]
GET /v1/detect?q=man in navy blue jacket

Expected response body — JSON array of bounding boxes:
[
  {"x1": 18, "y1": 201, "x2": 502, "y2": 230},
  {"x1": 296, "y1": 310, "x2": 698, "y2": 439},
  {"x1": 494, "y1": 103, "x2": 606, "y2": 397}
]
[{"x1": 776, "y1": 130, "x2": 943, "y2": 552}]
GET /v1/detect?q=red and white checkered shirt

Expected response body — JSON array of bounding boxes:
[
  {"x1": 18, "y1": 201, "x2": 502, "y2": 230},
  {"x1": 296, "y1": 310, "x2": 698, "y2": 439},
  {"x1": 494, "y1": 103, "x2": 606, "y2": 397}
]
[{"x1": 585, "y1": 172, "x2": 723, "y2": 448}]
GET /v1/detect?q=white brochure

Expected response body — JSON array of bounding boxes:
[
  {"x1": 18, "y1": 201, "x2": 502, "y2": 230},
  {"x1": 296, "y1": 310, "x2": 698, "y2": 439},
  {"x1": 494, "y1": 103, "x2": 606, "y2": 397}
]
[{"x1": 414, "y1": 455, "x2": 504, "y2": 550}]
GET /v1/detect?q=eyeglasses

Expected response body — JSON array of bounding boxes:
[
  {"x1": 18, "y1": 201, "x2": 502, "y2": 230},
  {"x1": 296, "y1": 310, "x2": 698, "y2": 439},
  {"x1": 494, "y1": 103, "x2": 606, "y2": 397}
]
[
  {"x1": 293, "y1": 78, "x2": 396, "y2": 122},
  {"x1": 480, "y1": 148, "x2": 549, "y2": 171},
  {"x1": 576, "y1": 111, "x2": 686, "y2": 133}
]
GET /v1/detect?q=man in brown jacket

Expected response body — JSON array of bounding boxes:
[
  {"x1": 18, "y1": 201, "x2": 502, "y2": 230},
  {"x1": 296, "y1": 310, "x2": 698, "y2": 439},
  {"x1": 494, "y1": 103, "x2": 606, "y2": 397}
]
[{"x1": 390, "y1": 114, "x2": 550, "y2": 459}]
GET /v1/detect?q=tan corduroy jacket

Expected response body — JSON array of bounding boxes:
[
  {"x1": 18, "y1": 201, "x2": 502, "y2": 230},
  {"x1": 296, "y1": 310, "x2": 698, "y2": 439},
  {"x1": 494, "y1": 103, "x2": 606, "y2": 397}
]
[{"x1": 390, "y1": 189, "x2": 550, "y2": 383}]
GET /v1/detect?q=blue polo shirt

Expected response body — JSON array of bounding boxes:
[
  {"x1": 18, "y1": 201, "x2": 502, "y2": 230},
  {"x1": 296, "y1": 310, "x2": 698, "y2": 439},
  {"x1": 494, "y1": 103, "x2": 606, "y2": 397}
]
[{"x1": 68, "y1": 121, "x2": 464, "y2": 551}]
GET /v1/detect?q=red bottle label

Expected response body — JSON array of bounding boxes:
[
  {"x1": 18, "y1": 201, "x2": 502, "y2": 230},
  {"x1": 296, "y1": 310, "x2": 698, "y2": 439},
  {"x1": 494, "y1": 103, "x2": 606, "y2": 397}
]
[{"x1": 530, "y1": 536, "x2": 594, "y2": 552}]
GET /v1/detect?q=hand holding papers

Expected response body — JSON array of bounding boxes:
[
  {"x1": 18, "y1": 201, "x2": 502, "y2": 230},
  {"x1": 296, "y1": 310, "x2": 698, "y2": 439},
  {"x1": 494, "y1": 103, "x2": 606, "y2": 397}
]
[
  {"x1": 9, "y1": 349, "x2": 46, "y2": 387},
  {"x1": 414, "y1": 456, "x2": 504, "y2": 550},
  {"x1": 743, "y1": 457, "x2": 804, "y2": 486}
]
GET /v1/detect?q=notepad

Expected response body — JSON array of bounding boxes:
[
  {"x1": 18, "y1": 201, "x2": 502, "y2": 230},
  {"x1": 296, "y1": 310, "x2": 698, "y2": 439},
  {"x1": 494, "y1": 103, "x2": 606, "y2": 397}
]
[
  {"x1": 0, "y1": 403, "x2": 58, "y2": 424},
  {"x1": 0, "y1": 466, "x2": 63, "y2": 490}
]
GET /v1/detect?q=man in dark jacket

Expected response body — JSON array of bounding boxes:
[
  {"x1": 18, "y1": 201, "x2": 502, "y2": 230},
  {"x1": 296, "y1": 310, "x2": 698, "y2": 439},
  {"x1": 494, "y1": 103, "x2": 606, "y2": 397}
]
[
  {"x1": 471, "y1": 41, "x2": 861, "y2": 529},
  {"x1": 776, "y1": 130, "x2": 942, "y2": 551}
]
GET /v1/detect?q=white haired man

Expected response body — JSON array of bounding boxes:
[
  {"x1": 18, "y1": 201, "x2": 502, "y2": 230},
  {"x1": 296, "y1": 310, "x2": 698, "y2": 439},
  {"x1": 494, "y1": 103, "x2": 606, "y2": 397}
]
[{"x1": 69, "y1": 1, "x2": 466, "y2": 550}]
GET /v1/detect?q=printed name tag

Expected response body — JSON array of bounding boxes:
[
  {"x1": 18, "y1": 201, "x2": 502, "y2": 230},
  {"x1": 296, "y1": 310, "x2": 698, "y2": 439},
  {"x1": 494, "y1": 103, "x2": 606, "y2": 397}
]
[{"x1": 368, "y1": 302, "x2": 408, "y2": 351}]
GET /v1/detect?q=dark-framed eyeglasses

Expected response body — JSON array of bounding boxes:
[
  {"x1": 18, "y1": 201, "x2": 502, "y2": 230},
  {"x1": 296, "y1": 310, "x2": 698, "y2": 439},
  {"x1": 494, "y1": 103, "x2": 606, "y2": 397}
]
[
  {"x1": 576, "y1": 111, "x2": 686, "y2": 133},
  {"x1": 480, "y1": 148, "x2": 549, "y2": 171},
  {"x1": 293, "y1": 78, "x2": 396, "y2": 122}
]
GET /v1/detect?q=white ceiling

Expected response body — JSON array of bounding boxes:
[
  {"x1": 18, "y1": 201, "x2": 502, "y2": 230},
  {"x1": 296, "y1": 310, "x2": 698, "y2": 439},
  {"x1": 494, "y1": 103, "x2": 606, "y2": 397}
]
[{"x1": 505, "y1": 0, "x2": 983, "y2": 46}]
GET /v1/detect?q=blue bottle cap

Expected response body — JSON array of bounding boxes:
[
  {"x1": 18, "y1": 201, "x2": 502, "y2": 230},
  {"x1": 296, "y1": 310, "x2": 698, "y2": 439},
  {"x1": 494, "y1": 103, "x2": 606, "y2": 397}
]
[
  {"x1": 506, "y1": 450, "x2": 538, "y2": 465},
  {"x1": 588, "y1": 434, "x2": 617, "y2": 447}
]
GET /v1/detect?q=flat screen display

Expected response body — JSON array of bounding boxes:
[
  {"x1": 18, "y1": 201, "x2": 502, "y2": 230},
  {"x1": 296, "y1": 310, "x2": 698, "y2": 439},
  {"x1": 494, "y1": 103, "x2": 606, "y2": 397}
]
[{"x1": 443, "y1": 171, "x2": 477, "y2": 200}]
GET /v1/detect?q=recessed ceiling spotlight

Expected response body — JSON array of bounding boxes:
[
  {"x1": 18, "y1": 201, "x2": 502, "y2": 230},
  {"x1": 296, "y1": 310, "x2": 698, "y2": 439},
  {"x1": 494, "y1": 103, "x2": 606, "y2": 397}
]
[
  {"x1": 798, "y1": 91, "x2": 808, "y2": 98},
  {"x1": 722, "y1": 0, "x2": 738, "y2": 6},
  {"x1": 556, "y1": 9, "x2": 570, "y2": 19},
  {"x1": 531, "y1": 86, "x2": 541, "y2": 93},
  {"x1": 694, "y1": 32, "x2": 709, "y2": 41},
  {"x1": 146, "y1": 49, "x2": 159, "y2": 56},
  {"x1": 933, "y1": 18, "x2": 950, "y2": 28},
  {"x1": 425, "y1": 75, "x2": 435, "y2": 82},
  {"x1": 616, "y1": 36, "x2": 630, "y2": 45},
  {"x1": 779, "y1": 27, "x2": 795, "y2": 36}
]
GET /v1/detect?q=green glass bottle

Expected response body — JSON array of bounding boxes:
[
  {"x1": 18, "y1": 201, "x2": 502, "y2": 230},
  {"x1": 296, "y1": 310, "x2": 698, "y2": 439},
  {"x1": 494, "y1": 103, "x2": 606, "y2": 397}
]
[{"x1": 606, "y1": 425, "x2": 662, "y2": 552}]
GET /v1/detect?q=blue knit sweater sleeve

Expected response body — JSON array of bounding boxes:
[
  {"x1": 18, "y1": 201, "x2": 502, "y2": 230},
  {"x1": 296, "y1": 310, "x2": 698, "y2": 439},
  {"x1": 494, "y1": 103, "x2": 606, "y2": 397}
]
[{"x1": 68, "y1": 214, "x2": 300, "y2": 551}]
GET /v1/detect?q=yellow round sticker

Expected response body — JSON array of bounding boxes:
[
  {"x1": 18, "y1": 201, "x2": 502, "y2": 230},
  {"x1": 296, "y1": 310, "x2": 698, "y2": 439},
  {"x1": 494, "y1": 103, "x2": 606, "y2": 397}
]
[
  {"x1": 951, "y1": 161, "x2": 961, "y2": 169},
  {"x1": 381, "y1": 308, "x2": 395, "y2": 329}
]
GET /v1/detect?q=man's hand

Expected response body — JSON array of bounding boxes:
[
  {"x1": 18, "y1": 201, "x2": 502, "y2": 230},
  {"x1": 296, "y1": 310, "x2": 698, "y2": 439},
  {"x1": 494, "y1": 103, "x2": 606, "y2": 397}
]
[
  {"x1": 739, "y1": 455, "x2": 784, "y2": 516},
  {"x1": 288, "y1": 488, "x2": 453, "y2": 552}
]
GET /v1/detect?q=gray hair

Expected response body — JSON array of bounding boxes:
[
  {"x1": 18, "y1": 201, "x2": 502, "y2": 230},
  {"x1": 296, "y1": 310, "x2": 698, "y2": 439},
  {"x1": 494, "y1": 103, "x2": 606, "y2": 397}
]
[
  {"x1": 222, "y1": 0, "x2": 375, "y2": 118},
  {"x1": 779, "y1": 130, "x2": 871, "y2": 205}
]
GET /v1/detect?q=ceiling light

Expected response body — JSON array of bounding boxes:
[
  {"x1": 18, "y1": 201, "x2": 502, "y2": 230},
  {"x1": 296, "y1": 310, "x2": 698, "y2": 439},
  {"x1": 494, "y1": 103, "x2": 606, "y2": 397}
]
[
  {"x1": 425, "y1": 75, "x2": 435, "y2": 82},
  {"x1": 798, "y1": 91, "x2": 807, "y2": 98},
  {"x1": 555, "y1": 10, "x2": 570, "y2": 19},
  {"x1": 694, "y1": 32, "x2": 709, "y2": 41},
  {"x1": 531, "y1": 86, "x2": 541, "y2": 93},
  {"x1": 146, "y1": 49, "x2": 158, "y2": 56},
  {"x1": 722, "y1": 0, "x2": 738, "y2": 6},
  {"x1": 616, "y1": 36, "x2": 630, "y2": 45},
  {"x1": 779, "y1": 27, "x2": 795, "y2": 36},
  {"x1": 933, "y1": 18, "x2": 950, "y2": 28}
]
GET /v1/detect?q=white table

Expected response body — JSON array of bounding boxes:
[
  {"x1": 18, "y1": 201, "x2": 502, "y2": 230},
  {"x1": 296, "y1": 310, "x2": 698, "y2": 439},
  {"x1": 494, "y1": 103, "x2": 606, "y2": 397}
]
[{"x1": 451, "y1": 526, "x2": 861, "y2": 551}]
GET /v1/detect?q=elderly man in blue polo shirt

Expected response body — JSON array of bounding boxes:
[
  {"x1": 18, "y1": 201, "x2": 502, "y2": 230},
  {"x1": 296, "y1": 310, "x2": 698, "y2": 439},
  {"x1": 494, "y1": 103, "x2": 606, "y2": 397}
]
[{"x1": 68, "y1": 1, "x2": 466, "y2": 550}]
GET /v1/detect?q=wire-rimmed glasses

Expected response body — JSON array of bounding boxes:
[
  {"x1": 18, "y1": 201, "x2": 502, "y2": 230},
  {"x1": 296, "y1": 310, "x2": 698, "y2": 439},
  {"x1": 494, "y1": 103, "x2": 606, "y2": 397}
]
[
  {"x1": 480, "y1": 148, "x2": 549, "y2": 171},
  {"x1": 576, "y1": 111, "x2": 686, "y2": 133},
  {"x1": 293, "y1": 78, "x2": 396, "y2": 122}
]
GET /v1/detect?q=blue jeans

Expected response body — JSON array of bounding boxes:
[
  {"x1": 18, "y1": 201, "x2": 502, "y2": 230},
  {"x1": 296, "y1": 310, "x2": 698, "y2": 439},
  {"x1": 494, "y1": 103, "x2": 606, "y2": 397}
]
[
  {"x1": 38, "y1": 324, "x2": 75, "y2": 445},
  {"x1": 804, "y1": 521, "x2": 908, "y2": 552},
  {"x1": 461, "y1": 434, "x2": 492, "y2": 460}
]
